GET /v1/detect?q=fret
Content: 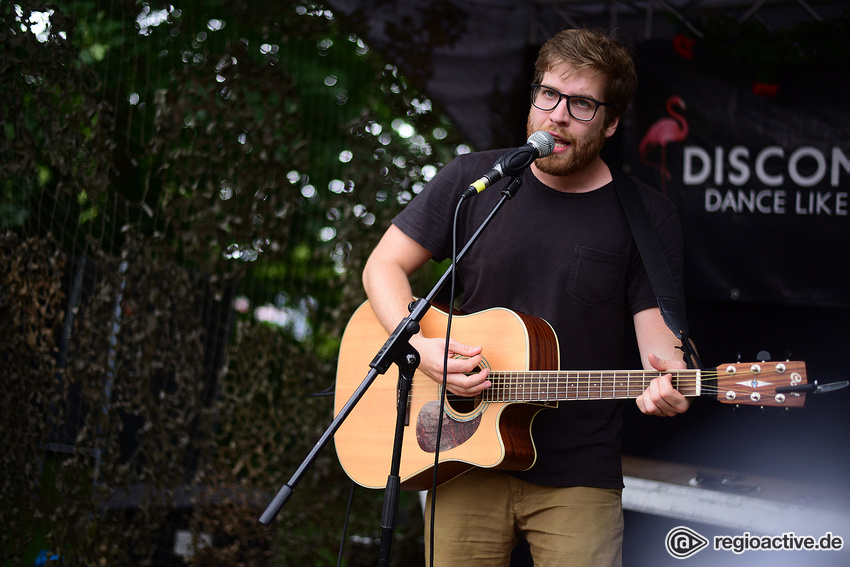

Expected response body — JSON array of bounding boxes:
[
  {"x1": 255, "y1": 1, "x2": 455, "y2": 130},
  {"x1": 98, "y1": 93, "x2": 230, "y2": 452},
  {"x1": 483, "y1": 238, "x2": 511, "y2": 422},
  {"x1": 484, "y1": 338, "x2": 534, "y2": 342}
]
[
  {"x1": 561, "y1": 371, "x2": 568, "y2": 400},
  {"x1": 593, "y1": 371, "x2": 599, "y2": 399},
  {"x1": 631, "y1": 372, "x2": 641, "y2": 398},
  {"x1": 571, "y1": 371, "x2": 580, "y2": 400},
  {"x1": 517, "y1": 373, "x2": 525, "y2": 401},
  {"x1": 634, "y1": 371, "x2": 645, "y2": 398}
]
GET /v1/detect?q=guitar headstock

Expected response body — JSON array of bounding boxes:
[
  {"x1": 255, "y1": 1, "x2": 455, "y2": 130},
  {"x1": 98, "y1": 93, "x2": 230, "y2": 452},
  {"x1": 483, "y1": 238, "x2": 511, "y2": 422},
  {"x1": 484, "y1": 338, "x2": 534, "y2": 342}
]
[{"x1": 712, "y1": 361, "x2": 807, "y2": 408}]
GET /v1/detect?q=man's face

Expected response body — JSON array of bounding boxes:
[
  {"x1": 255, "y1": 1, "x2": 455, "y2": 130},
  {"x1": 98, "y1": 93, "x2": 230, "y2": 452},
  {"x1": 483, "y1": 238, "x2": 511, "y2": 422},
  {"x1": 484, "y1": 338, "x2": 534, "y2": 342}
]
[{"x1": 527, "y1": 63, "x2": 619, "y2": 177}]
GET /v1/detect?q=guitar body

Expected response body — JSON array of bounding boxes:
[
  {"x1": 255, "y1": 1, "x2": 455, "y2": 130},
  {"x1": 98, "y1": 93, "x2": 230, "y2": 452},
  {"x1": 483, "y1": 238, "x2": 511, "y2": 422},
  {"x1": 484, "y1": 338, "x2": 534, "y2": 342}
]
[{"x1": 333, "y1": 301, "x2": 559, "y2": 490}]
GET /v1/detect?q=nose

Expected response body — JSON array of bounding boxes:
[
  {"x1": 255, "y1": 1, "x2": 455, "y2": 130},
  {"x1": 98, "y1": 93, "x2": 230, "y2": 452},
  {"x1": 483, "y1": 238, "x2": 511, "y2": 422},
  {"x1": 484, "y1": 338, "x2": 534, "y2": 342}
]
[{"x1": 547, "y1": 98, "x2": 573, "y2": 125}]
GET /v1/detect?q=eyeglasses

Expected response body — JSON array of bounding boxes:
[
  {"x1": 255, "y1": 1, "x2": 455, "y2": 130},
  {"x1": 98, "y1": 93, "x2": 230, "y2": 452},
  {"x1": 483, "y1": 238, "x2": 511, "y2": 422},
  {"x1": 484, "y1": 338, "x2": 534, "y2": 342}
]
[{"x1": 530, "y1": 84, "x2": 612, "y2": 121}]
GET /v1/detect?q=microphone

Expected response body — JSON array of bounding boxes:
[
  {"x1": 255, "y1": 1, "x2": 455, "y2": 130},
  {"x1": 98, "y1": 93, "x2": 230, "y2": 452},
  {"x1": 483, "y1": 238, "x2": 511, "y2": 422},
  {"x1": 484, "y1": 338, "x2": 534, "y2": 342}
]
[{"x1": 463, "y1": 131, "x2": 555, "y2": 198}]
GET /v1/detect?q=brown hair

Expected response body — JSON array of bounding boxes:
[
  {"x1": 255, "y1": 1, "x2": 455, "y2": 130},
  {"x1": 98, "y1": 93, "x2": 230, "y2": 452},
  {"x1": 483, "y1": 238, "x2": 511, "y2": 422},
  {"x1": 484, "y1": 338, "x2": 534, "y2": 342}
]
[{"x1": 533, "y1": 28, "x2": 637, "y2": 125}]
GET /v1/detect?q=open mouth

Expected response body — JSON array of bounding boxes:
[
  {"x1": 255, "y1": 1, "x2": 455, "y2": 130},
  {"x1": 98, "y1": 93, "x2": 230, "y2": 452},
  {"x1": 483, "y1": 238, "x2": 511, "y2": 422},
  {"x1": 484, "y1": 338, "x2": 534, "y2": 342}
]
[{"x1": 549, "y1": 133, "x2": 572, "y2": 151}]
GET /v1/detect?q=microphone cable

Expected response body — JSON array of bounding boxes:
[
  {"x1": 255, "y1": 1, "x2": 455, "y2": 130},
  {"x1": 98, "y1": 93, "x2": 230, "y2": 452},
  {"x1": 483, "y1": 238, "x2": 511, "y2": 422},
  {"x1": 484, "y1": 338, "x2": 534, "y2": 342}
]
[{"x1": 427, "y1": 193, "x2": 466, "y2": 567}]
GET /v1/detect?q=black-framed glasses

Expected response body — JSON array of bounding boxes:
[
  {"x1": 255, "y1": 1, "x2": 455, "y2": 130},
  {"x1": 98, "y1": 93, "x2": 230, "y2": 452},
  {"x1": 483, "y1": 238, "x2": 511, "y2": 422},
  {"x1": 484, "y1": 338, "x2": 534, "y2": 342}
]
[{"x1": 530, "y1": 84, "x2": 612, "y2": 121}]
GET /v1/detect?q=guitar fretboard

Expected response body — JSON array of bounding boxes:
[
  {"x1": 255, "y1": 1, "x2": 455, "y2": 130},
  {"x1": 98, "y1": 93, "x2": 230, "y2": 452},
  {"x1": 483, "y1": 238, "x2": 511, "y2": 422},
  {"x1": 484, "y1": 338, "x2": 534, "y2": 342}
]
[{"x1": 481, "y1": 370, "x2": 701, "y2": 402}]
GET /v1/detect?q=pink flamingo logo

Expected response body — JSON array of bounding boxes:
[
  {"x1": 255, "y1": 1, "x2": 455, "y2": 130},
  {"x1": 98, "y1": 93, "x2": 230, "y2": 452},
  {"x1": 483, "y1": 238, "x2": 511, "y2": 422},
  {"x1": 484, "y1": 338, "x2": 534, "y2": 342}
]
[{"x1": 639, "y1": 95, "x2": 688, "y2": 193}]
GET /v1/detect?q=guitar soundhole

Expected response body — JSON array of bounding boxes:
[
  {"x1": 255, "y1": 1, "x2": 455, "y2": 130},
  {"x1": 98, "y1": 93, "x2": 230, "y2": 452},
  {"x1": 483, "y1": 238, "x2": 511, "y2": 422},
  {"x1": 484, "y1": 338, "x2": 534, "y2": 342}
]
[
  {"x1": 444, "y1": 361, "x2": 486, "y2": 415},
  {"x1": 447, "y1": 393, "x2": 482, "y2": 414}
]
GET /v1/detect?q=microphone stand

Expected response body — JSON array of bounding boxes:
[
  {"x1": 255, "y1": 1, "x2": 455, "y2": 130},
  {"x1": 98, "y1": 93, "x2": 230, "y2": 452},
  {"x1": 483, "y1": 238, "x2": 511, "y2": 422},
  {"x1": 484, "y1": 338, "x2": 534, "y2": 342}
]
[{"x1": 259, "y1": 174, "x2": 524, "y2": 565}]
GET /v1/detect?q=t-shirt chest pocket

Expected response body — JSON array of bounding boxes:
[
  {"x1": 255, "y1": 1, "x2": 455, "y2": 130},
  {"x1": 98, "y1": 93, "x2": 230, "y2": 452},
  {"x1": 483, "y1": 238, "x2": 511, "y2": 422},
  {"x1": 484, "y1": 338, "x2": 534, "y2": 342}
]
[{"x1": 565, "y1": 245, "x2": 628, "y2": 307}]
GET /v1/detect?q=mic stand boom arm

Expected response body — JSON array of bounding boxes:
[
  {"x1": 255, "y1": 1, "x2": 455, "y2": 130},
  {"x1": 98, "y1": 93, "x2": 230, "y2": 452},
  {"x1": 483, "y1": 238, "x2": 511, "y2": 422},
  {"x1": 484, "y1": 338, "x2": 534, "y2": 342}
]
[{"x1": 258, "y1": 175, "x2": 523, "y2": 564}]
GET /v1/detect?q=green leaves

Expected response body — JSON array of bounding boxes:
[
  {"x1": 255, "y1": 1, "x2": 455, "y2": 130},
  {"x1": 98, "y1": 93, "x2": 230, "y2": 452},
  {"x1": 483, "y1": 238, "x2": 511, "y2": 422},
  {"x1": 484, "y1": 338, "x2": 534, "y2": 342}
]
[{"x1": 3, "y1": 1, "x2": 461, "y2": 564}]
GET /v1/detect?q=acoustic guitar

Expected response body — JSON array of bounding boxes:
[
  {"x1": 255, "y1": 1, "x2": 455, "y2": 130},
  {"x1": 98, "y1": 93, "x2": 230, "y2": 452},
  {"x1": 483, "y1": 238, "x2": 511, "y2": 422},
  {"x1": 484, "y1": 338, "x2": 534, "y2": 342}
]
[{"x1": 333, "y1": 301, "x2": 808, "y2": 490}]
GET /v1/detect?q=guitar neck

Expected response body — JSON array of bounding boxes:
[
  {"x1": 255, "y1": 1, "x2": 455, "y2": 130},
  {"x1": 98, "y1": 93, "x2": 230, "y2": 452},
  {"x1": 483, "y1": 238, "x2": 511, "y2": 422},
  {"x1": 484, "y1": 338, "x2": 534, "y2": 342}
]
[{"x1": 482, "y1": 369, "x2": 703, "y2": 403}]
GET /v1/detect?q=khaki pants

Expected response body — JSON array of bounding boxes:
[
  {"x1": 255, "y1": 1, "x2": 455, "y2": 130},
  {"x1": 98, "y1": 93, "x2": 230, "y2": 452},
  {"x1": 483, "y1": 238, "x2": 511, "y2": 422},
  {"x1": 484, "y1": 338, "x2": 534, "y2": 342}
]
[{"x1": 424, "y1": 468, "x2": 623, "y2": 567}]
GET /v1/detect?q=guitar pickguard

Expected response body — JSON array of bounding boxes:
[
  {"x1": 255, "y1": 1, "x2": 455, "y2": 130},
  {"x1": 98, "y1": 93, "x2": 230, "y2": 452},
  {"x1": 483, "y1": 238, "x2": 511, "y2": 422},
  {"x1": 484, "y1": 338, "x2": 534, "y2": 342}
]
[{"x1": 416, "y1": 401, "x2": 482, "y2": 453}]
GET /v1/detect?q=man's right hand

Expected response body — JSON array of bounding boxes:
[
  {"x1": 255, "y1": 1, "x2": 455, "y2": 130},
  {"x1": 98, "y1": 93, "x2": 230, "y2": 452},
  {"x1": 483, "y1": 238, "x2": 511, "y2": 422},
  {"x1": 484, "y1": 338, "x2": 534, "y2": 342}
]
[{"x1": 410, "y1": 335, "x2": 491, "y2": 397}]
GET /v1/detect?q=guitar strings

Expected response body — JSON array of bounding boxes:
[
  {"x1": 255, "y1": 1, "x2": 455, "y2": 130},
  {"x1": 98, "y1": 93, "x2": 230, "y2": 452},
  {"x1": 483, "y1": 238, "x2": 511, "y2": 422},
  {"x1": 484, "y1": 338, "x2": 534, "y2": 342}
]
[{"x1": 396, "y1": 367, "x2": 804, "y2": 403}]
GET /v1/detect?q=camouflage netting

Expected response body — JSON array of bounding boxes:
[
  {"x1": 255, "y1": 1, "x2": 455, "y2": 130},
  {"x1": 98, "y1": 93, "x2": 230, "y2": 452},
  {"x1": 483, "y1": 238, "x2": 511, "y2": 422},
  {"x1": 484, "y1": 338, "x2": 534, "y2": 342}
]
[{"x1": 1, "y1": 1, "x2": 467, "y2": 564}]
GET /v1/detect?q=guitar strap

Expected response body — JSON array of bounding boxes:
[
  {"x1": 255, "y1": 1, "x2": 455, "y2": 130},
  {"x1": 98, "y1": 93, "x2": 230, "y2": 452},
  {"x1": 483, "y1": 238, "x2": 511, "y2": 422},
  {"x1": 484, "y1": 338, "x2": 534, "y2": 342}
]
[{"x1": 611, "y1": 168, "x2": 703, "y2": 370}]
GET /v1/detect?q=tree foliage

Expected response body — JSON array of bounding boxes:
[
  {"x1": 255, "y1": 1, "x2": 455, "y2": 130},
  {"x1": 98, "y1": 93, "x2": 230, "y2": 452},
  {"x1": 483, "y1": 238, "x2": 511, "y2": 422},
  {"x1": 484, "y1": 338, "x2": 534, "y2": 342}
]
[{"x1": 1, "y1": 1, "x2": 467, "y2": 564}]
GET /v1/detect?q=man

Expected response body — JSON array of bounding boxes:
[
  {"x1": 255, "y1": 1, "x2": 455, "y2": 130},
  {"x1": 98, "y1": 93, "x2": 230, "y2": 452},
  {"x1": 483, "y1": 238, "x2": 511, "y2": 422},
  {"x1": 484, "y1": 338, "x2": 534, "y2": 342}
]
[{"x1": 362, "y1": 28, "x2": 691, "y2": 566}]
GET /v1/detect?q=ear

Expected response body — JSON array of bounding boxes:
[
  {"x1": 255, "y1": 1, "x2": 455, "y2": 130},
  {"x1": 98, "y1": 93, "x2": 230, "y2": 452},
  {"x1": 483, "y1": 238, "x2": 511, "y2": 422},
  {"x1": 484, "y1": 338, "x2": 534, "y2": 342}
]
[{"x1": 604, "y1": 115, "x2": 620, "y2": 139}]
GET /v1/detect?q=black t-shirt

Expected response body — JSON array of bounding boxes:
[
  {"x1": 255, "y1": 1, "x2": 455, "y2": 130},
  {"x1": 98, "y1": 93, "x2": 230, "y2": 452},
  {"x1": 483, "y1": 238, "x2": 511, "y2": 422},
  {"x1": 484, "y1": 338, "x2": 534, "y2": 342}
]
[{"x1": 393, "y1": 149, "x2": 684, "y2": 487}]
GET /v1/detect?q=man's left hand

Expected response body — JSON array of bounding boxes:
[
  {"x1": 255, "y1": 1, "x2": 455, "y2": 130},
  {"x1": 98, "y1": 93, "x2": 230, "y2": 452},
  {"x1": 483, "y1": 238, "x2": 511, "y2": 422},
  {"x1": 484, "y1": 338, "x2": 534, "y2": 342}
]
[{"x1": 636, "y1": 353, "x2": 691, "y2": 417}]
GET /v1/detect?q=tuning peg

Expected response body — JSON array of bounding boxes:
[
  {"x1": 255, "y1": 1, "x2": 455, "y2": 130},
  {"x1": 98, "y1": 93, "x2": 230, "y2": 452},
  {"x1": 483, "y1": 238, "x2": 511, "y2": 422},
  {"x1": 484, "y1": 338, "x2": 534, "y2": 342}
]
[{"x1": 757, "y1": 350, "x2": 771, "y2": 362}]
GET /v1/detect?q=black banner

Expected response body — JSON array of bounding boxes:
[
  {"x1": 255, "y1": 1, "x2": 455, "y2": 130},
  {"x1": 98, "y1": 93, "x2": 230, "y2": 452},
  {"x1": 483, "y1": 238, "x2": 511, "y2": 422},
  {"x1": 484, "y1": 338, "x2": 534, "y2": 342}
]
[{"x1": 628, "y1": 40, "x2": 850, "y2": 308}]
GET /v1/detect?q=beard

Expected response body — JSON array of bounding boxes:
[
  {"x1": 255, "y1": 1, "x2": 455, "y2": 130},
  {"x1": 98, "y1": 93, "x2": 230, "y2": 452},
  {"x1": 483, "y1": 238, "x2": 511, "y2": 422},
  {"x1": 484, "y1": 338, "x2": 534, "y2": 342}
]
[{"x1": 527, "y1": 115, "x2": 608, "y2": 177}]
